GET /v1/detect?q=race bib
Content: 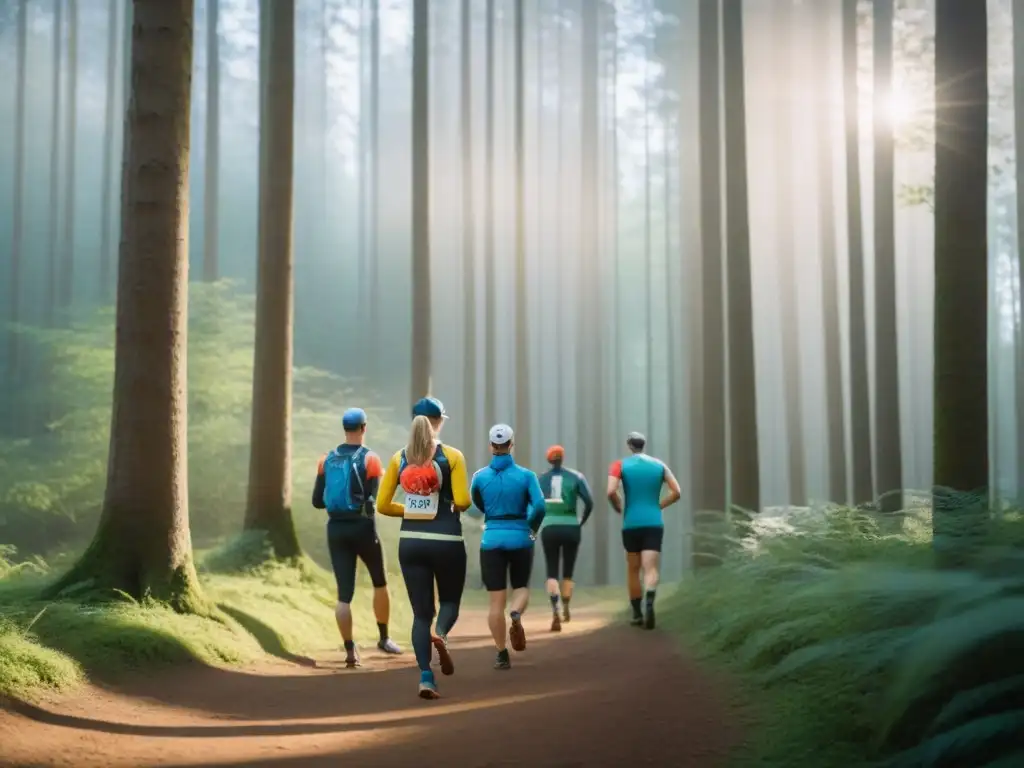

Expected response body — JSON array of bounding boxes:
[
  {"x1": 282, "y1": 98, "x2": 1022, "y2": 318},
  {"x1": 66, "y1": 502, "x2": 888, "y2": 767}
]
[
  {"x1": 405, "y1": 492, "x2": 440, "y2": 520},
  {"x1": 547, "y1": 475, "x2": 564, "y2": 503}
]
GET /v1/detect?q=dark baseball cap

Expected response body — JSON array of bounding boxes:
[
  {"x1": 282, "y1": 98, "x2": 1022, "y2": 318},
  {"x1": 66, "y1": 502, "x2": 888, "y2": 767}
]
[{"x1": 411, "y1": 397, "x2": 448, "y2": 420}]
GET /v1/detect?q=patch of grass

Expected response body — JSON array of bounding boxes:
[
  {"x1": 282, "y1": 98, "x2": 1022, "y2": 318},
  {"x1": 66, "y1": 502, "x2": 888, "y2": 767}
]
[
  {"x1": 0, "y1": 544, "x2": 409, "y2": 701},
  {"x1": 663, "y1": 504, "x2": 1024, "y2": 768}
]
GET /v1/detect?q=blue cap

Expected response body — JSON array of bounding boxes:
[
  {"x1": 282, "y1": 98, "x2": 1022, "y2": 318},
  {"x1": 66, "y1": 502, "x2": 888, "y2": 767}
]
[
  {"x1": 342, "y1": 408, "x2": 367, "y2": 431},
  {"x1": 411, "y1": 397, "x2": 448, "y2": 420}
]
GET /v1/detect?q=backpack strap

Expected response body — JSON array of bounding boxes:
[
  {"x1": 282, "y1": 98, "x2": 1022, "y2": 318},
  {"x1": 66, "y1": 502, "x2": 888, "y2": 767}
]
[{"x1": 350, "y1": 446, "x2": 369, "y2": 512}]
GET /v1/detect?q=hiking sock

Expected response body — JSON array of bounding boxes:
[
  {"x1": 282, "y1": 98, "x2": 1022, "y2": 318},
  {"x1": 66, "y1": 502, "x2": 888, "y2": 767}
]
[
  {"x1": 630, "y1": 597, "x2": 643, "y2": 619},
  {"x1": 549, "y1": 594, "x2": 560, "y2": 614},
  {"x1": 377, "y1": 622, "x2": 389, "y2": 643},
  {"x1": 436, "y1": 601, "x2": 460, "y2": 637},
  {"x1": 343, "y1": 640, "x2": 355, "y2": 652},
  {"x1": 645, "y1": 590, "x2": 656, "y2": 613},
  {"x1": 412, "y1": 615, "x2": 433, "y2": 671},
  {"x1": 510, "y1": 610, "x2": 522, "y2": 624}
]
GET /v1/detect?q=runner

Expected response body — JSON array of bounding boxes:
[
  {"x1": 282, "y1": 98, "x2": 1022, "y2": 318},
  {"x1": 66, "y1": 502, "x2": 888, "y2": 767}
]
[
  {"x1": 377, "y1": 397, "x2": 472, "y2": 700},
  {"x1": 538, "y1": 445, "x2": 594, "y2": 632},
  {"x1": 606, "y1": 432, "x2": 681, "y2": 630},
  {"x1": 312, "y1": 407, "x2": 403, "y2": 668},
  {"x1": 470, "y1": 424, "x2": 546, "y2": 670}
]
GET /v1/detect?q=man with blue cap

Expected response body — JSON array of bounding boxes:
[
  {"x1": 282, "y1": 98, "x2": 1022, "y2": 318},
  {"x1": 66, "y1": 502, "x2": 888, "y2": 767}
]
[
  {"x1": 312, "y1": 407, "x2": 402, "y2": 667},
  {"x1": 469, "y1": 423, "x2": 546, "y2": 670}
]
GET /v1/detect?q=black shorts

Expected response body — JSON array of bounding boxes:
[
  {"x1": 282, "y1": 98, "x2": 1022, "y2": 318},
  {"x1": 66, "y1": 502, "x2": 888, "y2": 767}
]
[
  {"x1": 480, "y1": 546, "x2": 534, "y2": 591},
  {"x1": 326, "y1": 516, "x2": 387, "y2": 603},
  {"x1": 540, "y1": 525, "x2": 581, "y2": 580},
  {"x1": 621, "y1": 526, "x2": 664, "y2": 554}
]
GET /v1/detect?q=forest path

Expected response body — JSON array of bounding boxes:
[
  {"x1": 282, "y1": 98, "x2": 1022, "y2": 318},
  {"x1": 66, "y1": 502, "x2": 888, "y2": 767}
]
[{"x1": 0, "y1": 603, "x2": 739, "y2": 767}]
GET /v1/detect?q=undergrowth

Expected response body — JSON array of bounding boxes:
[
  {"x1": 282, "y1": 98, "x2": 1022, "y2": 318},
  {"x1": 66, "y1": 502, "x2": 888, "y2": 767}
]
[
  {"x1": 665, "y1": 502, "x2": 1024, "y2": 768},
  {"x1": 0, "y1": 541, "x2": 409, "y2": 701}
]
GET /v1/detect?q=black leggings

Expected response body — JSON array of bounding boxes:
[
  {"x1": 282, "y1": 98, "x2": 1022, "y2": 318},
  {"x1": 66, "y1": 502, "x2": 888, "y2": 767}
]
[
  {"x1": 398, "y1": 537, "x2": 467, "y2": 672},
  {"x1": 541, "y1": 525, "x2": 581, "y2": 581},
  {"x1": 326, "y1": 517, "x2": 387, "y2": 603}
]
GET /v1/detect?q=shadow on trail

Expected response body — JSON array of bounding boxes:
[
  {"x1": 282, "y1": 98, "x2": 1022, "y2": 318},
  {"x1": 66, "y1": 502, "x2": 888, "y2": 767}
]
[{"x1": 216, "y1": 604, "x2": 317, "y2": 668}]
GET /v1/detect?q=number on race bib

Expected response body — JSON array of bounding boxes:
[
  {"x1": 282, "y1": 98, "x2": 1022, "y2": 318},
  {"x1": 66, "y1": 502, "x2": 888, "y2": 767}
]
[
  {"x1": 546, "y1": 475, "x2": 564, "y2": 504},
  {"x1": 404, "y1": 492, "x2": 440, "y2": 520}
]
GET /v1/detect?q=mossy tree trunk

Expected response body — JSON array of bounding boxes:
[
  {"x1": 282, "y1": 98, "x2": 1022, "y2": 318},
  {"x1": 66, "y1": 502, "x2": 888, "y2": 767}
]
[
  {"x1": 932, "y1": 0, "x2": 989, "y2": 563},
  {"x1": 244, "y1": 0, "x2": 301, "y2": 560},
  {"x1": 48, "y1": 0, "x2": 204, "y2": 613}
]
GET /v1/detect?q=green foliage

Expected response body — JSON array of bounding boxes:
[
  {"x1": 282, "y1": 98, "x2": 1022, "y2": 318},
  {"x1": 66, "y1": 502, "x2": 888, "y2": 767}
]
[
  {"x1": 0, "y1": 281, "x2": 408, "y2": 564},
  {"x1": 0, "y1": 546, "x2": 406, "y2": 700},
  {"x1": 664, "y1": 505, "x2": 1024, "y2": 768}
]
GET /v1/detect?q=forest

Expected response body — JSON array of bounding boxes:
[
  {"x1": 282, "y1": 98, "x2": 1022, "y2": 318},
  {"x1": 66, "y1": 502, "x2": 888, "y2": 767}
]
[{"x1": 0, "y1": 0, "x2": 1020, "y2": 766}]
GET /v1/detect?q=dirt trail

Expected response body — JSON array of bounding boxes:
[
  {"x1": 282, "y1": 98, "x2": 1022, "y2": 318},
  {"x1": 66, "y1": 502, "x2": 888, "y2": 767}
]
[{"x1": 0, "y1": 604, "x2": 740, "y2": 767}]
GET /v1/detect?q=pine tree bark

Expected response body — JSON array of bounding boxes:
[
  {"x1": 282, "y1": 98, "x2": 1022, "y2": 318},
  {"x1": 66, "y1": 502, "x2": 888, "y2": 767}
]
[
  {"x1": 59, "y1": 0, "x2": 79, "y2": 316},
  {"x1": 410, "y1": 0, "x2": 432, "y2": 402},
  {"x1": 843, "y1": 0, "x2": 873, "y2": 505},
  {"x1": 873, "y1": 0, "x2": 903, "y2": 513},
  {"x1": 48, "y1": 0, "x2": 204, "y2": 611},
  {"x1": 723, "y1": 0, "x2": 760, "y2": 513},
  {"x1": 244, "y1": 0, "x2": 301, "y2": 560},
  {"x1": 99, "y1": 0, "x2": 119, "y2": 301},
  {"x1": 933, "y1": 0, "x2": 989, "y2": 548},
  {"x1": 460, "y1": 0, "x2": 478, "y2": 463},
  {"x1": 202, "y1": 0, "x2": 220, "y2": 282},
  {"x1": 7, "y1": 0, "x2": 27, "y2": 392}
]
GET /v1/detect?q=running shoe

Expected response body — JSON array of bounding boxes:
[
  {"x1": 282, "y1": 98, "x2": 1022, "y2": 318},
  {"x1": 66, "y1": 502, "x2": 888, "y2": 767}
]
[
  {"x1": 509, "y1": 615, "x2": 527, "y2": 652},
  {"x1": 418, "y1": 670, "x2": 440, "y2": 699},
  {"x1": 432, "y1": 634, "x2": 455, "y2": 676},
  {"x1": 550, "y1": 614, "x2": 562, "y2": 632},
  {"x1": 645, "y1": 606, "x2": 656, "y2": 630},
  {"x1": 494, "y1": 649, "x2": 512, "y2": 670},
  {"x1": 630, "y1": 614, "x2": 644, "y2": 627},
  {"x1": 378, "y1": 637, "x2": 403, "y2": 654},
  {"x1": 344, "y1": 645, "x2": 361, "y2": 668}
]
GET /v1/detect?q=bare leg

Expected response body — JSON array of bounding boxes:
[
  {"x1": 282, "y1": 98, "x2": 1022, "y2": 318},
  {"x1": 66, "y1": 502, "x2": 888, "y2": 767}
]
[
  {"x1": 372, "y1": 585, "x2": 390, "y2": 625},
  {"x1": 640, "y1": 550, "x2": 661, "y2": 629},
  {"x1": 335, "y1": 601, "x2": 353, "y2": 642},
  {"x1": 560, "y1": 578, "x2": 574, "y2": 601},
  {"x1": 487, "y1": 590, "x2": 507, "y2": 651},
  {"x1": 626, "y1": 552, "x2": 643, "y2": 623},
  {"x1": 509, "y1": 586, "x2": 530, "y2": 615}
]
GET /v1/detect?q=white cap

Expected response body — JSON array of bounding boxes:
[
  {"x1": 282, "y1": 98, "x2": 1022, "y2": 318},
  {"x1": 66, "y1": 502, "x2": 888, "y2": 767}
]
[{"x1": 488, "y1": 423, "x2": 514, "y2": 445}]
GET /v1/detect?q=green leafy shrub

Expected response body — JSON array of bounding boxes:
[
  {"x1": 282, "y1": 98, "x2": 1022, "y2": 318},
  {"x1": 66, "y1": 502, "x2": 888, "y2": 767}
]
[
  {"x1": 0, "y1": 281, "x2": 407, "y2": 563},
  {"x1": 665, "y1": 504, "x2": 1024, "y2": 768}
]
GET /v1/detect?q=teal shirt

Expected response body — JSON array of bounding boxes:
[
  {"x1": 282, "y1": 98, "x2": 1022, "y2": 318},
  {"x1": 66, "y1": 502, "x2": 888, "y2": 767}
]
[{"x1": 609, "y1": 453, "x2": 668, "y2": 530}]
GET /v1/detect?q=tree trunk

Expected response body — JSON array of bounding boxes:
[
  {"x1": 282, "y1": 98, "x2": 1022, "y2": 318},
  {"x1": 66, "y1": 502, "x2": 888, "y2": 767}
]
[
  {"x1": 932, "y1": 0, "x2": 988, "y2": 551},
  {"x1": 483, "y1": 0, "x2": 496, "y2": 444},
  {"x1": 48, "y1": 0, "x2": 204, "y2": 612},
  {"x1": 202, "y1": 0, "x2": 220, "y2": 282},
  {"x1": 7, "y1": 0, "x2": 27, "y2": 390},
  {"x1": 694, "y1": 0, "x2": 727, "y2": 566},
  {"x1": 579, "y1": 0, "x2": 605, "y2": 584},
  {"x1": 555, "y1": 4, "x2": 566, "y2": 444},
  {"x1": 46, "y1": 1, "x2": 63, "y2": 329},
  {"x1": 723, "y1": 0, "x2": 760, "y2": 514},
  {"x1": 643, "y1": 6, "x2": 653, "y2": 434},
  {"x1": 1012, "y1": 0, "x2": 1024, "y2": 492},
  {"x1": 410, "y1": 0, "x2": 432, "y2": 402},
  {"x1": 59, "y1": 0, "x2": 79, "y2": 315},
  {"x1": 872, "y1": 0, "x2": 903, "y2": 513},
  {"x1": 357, "y1": 0, "x2": 368, "y2": 331},
  {"x1": 513, "y1": 0, "x2": 531, "y2": 467},
  {"x1": 815, "y1": 0, "x2": 846, "y2": 504},
  {"x1": 99, "y1": 0, "x2": 119, "y2": 301},
  {"x1": 369, "y1": 0, "x2": 380, "y2": 371},
  {"x1": 843, "y1": 0, "x2": 873, "y2": 505},
  {"x1": 460, "y1": 0, "x2": 477, "y2": 464},
  {"x1": 775, "y1": 0, "x2": 806, "y2": 507},
  {"x1": 244, "y1": 0, "x2": 301, "y2": 560}
]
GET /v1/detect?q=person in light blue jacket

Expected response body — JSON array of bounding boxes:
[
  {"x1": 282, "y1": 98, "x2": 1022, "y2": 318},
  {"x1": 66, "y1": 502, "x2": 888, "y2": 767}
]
[{"x1": 469, "y1": 423, "x2": 546, "y2": 670}]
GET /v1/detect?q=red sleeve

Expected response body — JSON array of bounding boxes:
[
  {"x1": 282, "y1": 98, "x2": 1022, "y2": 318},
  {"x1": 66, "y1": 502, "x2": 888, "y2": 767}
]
[
  {"x1": 317, "y1": 454, "x2": 327, "y2": 475},
  {"x1": 365, "y1": 452, "x2": 383, "y2": 479},
  {"x1": 608, "y1": 460, "x2": 622, "y2": 479}
]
